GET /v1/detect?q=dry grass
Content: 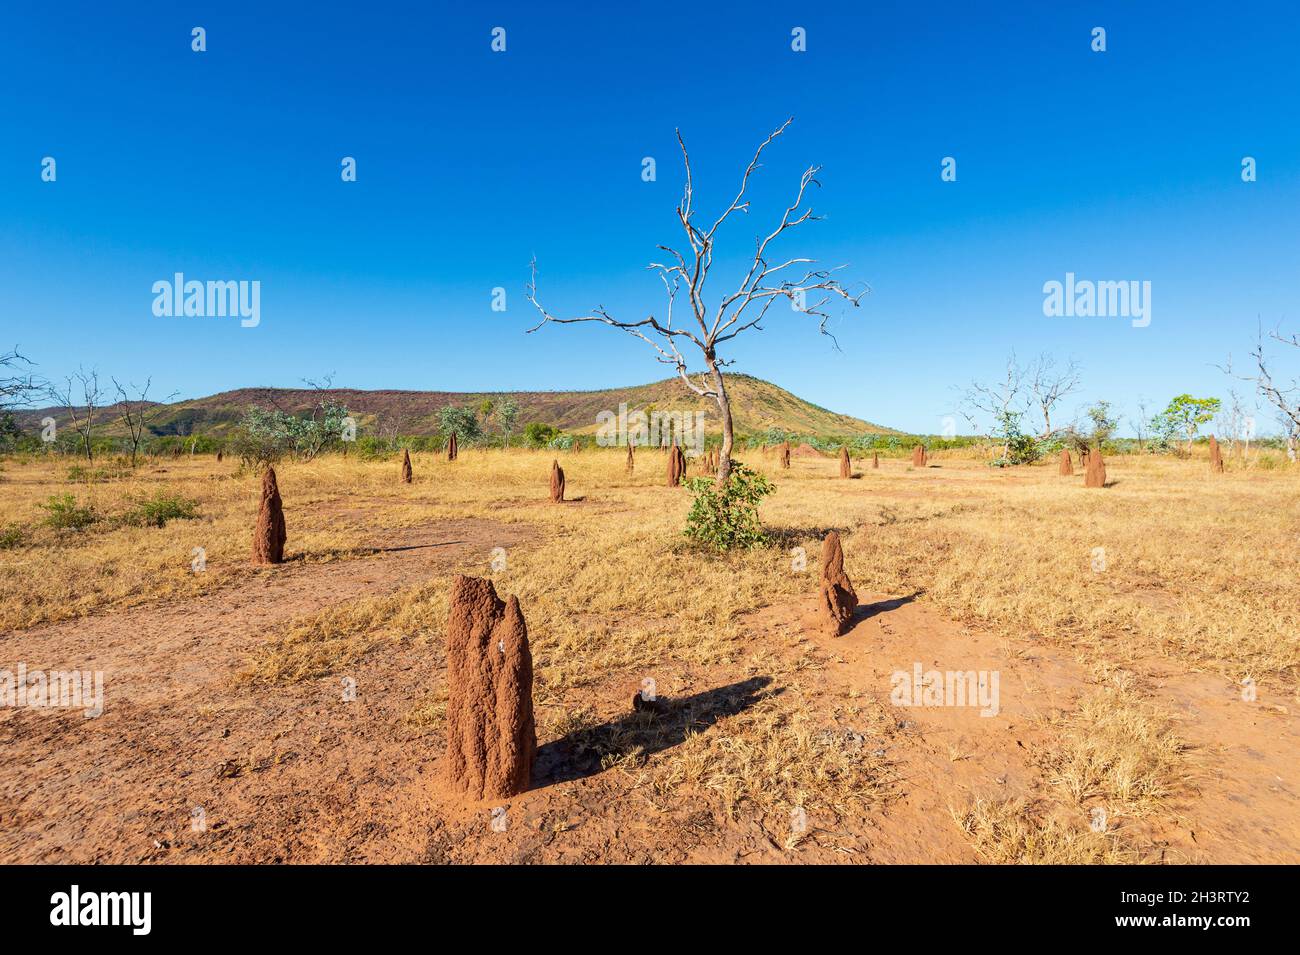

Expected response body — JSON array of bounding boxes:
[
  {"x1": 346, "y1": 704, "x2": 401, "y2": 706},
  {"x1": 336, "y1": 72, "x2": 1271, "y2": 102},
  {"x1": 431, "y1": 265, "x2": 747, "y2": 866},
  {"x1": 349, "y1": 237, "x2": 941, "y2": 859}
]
[
  {"x1": 2, "y1": 445, "x2": 1294, "y2": 860},
  {"x1": 1043, "y1": 679, "x2": 1192, "y2": 815},
  {"x1": 953, "y1": 797, "x2": 1138, "y2": 864}
]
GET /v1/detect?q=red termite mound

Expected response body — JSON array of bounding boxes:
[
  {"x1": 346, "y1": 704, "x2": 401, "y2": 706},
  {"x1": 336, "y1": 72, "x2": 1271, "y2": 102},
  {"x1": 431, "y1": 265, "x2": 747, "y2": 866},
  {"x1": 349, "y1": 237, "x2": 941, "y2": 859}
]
[
  {"x1": 626, "y1": 443, "x2": 634, "y2": 475},
  {"x1": 872, "y1": 452, "x2": 879, "y2": 469},
  {"x1": 912, "y1": 445, "x2": 928, "y2": 468},
  {"x1": 443, "y1": 575, "x2": 535, "y2": 800},
  {"x1": 550, "y1": 459, "x2": 565, "y2": 503},
  {"x1": 780, "y1": 441, "x2": 791, "y2": 469},
  {"x1": 216, "y1": 450, "x2": 223, "y2": 463},
  {"x1": 1209, "y1": 436, "x2": 1225, "y2": 473},
  {"x1": 817, "y1": 531, "x2": 858, "y2": 636},
  {"x1": 1084, "y1": 447, "x2": 1107, "y2": 488},
  {"x1": 668, "y1": 444, "x2": 685, "y2": 487},
  {"x1": 1058, "y1": 449, "x2": 1074, "y2": 476},
  {"x1": 447, "y1": 432, "x2": 458, "y2": 462},
  {"x1": 839, "y1": 446, "x2": 851, "y2": 478},
  {"x1": 251, "y1": 467, "x2": 286, "y2": 565},
  {"x1": 401, "y1": 449, "x2": 413, "y2": 484}
]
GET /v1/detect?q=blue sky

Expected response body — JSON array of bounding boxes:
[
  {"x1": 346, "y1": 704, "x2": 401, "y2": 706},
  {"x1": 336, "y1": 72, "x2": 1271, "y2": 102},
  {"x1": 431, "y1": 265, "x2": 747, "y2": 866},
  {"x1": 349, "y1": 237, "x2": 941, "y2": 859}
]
[{"x1": 2, "y1": 1, "x2": 1298, "y2": 434}]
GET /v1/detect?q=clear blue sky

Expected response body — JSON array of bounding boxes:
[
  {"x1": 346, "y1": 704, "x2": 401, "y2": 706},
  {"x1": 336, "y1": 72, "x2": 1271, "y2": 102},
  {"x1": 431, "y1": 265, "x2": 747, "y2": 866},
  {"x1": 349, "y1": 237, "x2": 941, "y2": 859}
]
[{"x1": 2, "y1": 1, "x2": 1298, "y2": 434}]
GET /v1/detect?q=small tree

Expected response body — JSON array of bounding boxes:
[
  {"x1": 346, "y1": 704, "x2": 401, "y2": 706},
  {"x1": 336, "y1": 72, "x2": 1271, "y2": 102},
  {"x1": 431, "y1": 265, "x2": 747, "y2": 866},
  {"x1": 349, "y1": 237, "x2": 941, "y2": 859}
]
[
  {"x1": 438, "y1": 404, "x2": 482, "y2": 444},
  {"x1": 1160, "y1": 394, "x2": 1221, "y2": 452},
  {"x1": 1085, "y1": 400, "x2": 1119, "y2": 448},
  {"x1": 1130, "y1": 396, "x2": 1152, "y2": 452},
  {"x1": 495, "y1": 396, "x2": 520, "y2": 447},
  {"x1": 527, "y1": 118, "x2": 864, "y2": 486}
]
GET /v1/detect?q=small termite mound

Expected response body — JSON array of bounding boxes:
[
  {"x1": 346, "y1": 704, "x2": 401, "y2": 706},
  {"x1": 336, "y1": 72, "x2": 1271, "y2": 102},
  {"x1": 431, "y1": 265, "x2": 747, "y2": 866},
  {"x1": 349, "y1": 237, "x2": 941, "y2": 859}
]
[
  {"x1": 816, "y1": 531, "x2": 858, "y2": 636},
  {"x1": 1084, "y1": 447, "x2": 1107, "y2": 488},
  {"x1": 1209, "y1": 436, "x2": 1225, "y2": 474},
  {"x1": 668, "y1": 444, "x2": 685, "y2": 487},
  {"x1": 550, "y1": 459, "x2": 565, "y2": 503},
  {"x1": 251, "y1": 467, "x2": 286, "y2": 565}
]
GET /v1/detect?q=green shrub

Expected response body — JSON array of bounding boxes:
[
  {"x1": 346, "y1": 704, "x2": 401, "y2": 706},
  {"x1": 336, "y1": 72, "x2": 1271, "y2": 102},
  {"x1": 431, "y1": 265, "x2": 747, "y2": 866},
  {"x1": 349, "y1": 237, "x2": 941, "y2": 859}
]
[
  {"x1": 0, "y1": 523, "x2": 26, "y2": 549},
  {"x1": 523, "y1": 422, "x2": 559, "y2": 448},
  {"x1": 683, "y1": 462, "x2": 775, "y2": 552},
  {"x1": 122, "y1": 491, "x2": 200, "y2": 527},
  {"x1": 39, "y1": 493, "x2": 98, "y2": 530}
]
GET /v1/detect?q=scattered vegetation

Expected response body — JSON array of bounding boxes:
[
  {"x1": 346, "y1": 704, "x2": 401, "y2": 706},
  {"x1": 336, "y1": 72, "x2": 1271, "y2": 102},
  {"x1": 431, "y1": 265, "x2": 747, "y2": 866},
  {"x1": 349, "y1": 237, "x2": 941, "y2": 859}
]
[
  {"x1": 38, "y1": 493, "x2": 98, "y2": 530},
  {"x1": 683, "y1": 462, "x2": 774, "y2": 551},
  {"x1": 121, "y1": 490, "x2": 200, "y2": 528}
]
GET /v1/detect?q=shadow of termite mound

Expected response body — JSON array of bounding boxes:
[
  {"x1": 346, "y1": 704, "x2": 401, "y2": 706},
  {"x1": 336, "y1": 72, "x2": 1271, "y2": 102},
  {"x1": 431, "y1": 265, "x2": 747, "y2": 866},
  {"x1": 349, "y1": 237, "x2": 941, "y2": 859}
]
[
  {"x1": 855, "y1": 590, "x2": 924, "y2": 622},
  {"x1": 534, "y1": 676, "x2": 778, "y2": 786},
  {"x1": 764, "y1": 526, "x2": 855, "y2": 548}
]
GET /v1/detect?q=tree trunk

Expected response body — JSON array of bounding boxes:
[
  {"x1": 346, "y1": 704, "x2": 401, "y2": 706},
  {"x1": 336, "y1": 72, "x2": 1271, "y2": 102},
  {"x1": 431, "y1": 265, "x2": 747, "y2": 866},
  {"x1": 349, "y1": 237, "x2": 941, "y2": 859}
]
[{"x1": 709, "y1": 359, "x2": 733, "y2": 486}]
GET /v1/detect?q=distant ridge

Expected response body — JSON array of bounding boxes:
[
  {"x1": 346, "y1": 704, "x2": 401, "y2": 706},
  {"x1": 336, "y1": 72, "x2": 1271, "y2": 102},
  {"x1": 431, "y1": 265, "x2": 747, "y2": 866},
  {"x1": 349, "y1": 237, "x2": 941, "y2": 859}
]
[{"x1": 17, "y1": 374, "x2": 898, "y2": 439}]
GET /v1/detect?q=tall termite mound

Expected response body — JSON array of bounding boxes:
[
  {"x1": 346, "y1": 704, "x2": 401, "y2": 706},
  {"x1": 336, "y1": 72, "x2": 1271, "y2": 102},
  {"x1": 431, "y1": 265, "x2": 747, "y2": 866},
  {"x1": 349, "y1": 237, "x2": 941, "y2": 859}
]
[
  {"x1": 780, "y1": 441, "x2": 791, "y2": 469},
  {"x1": 912, "y1": 445, "x2": 928, "y2": 468},
  {"x1": 251, "y1": 467, "x2": 286, "y2": 565},
  {"x1": 447, "y1": 432, "x2": 458, "y2": 462},
  {"x1": 1084, "y1": 447, "x2": 1107, "y2": 488},
  {"x1": 626, "y1": 443, "x2": 634, "y2": 475},
  {"x1": 443, "y1": 575, "x2": 535, "y2": 800},
  {"x1": 550, "y1": 459, "x2": 565, "y2": 503},
  {"x1": 817, "y1": 531, "x2": 858, "y2": 636},
  {"x1": 667, "y1": 444, "x2": 685, "y2": 487},
  {"x1": 872, "y1": 452, "x2": 879, "y2": 469},
  {"x1": 1209, "y1": 436, "x2": 1225, "y2": 473},
  {"x1": 839, "y1": 446, "x2": 851, "y2": 478},
  {"x1": 1058, "y1": 449, "x2": 1074, "y2": 476},
  {"x1": 401, "y1": 449, "x2": 413, "y2": 484},
  {"x1": 216, "y1": 450, "x2": 223, "y2": 463}
]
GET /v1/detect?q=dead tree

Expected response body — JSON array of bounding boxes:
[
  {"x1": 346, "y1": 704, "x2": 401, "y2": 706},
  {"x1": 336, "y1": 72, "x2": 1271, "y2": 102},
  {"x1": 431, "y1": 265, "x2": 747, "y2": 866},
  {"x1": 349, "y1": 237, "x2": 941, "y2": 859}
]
[
  {"x1": 47, "y1": 368, "x2": 102, "y2": 461},
  {"x1": 0, "y1": 349, "x2": 39, "y2": 411},
  {"x1": 526, "y1": 118, "x2": 865, "y2": 485},
  {"x1": 961, "y1": 352, "x2": 1027, "y2": 461},
  {"x1": 1028, "y1": 354, "x2": 1081, "y2": 439},
  {"x1": 1226, "y1": 324, "x2": 1300, "y2": 461},
  {"x1": 113, "y1": 377, "x2": 175, "y2": 467}
]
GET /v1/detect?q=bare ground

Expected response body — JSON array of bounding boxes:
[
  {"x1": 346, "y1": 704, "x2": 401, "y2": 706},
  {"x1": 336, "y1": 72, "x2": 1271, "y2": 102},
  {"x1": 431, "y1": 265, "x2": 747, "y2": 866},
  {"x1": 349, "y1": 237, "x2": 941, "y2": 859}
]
[{"x1": 2, "y1": 508, "x2": 1295, "y2": 864}]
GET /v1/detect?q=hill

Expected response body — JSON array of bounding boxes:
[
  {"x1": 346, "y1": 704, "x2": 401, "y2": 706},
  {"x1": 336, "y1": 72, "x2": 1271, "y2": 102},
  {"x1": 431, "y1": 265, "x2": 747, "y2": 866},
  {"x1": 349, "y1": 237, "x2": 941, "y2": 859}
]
[{"x1": 14, "y1": 374, "x2": 898, "y2": 440}]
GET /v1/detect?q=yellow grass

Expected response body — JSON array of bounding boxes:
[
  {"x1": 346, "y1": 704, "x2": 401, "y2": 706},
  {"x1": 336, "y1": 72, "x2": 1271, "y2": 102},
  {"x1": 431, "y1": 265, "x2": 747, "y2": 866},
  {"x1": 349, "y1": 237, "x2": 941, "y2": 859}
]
[{"x1": 2, "y1": 445, "x2": 1295, "y2": 859}]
